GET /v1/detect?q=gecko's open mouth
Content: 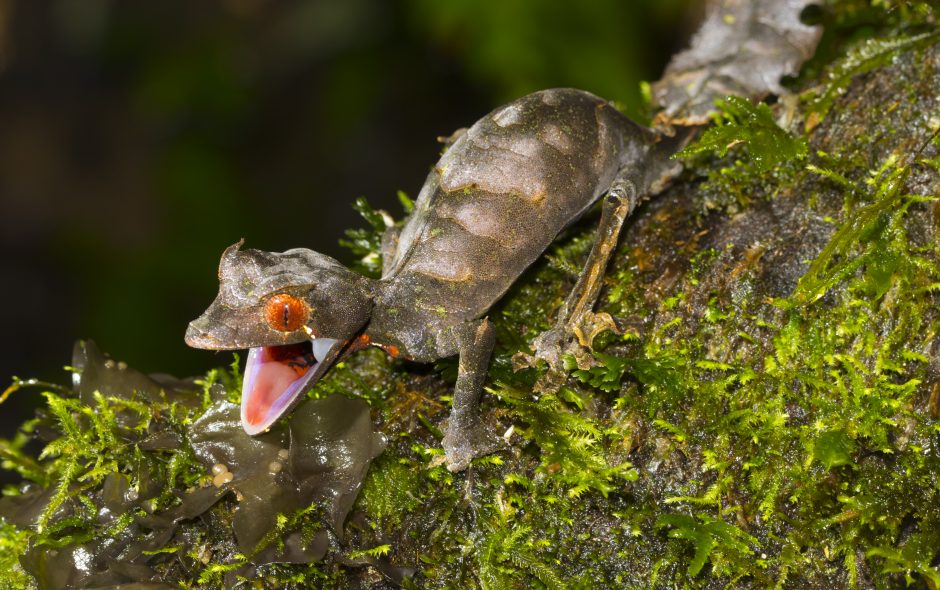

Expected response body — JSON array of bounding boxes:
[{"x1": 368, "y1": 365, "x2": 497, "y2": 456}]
[{"x1": 241, "y1": 337, "x2": 340, "y2": 435}]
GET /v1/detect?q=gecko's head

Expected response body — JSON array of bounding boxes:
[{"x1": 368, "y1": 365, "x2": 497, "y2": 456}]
[{"x1": 185, "y1": 240, "x2": 374, "y2": 435}]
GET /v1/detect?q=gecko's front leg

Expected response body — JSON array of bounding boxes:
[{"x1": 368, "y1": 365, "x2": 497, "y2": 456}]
[
  {"x1": 442, "y1": 318, "x2": 500, "y2": 472},
  {"x1": 519, "y1": 172, "x2": 639, "y2": 390}
]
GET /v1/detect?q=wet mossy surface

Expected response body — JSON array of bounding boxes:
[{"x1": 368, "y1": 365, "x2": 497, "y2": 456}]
[{"x1": 2, "y1": 2, "x2": 940, "y2": 588}]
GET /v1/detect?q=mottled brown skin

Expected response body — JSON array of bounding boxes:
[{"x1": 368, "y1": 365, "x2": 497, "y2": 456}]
[{"x1": 187, "y1": 88, "x2": 673, "y2": 471}]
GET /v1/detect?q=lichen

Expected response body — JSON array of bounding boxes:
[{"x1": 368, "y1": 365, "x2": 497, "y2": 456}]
[{"x1": 1, "y1": 1, "x2": 940, "y2": 588}]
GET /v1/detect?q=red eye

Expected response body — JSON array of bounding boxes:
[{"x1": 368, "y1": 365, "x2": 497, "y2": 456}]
[{"x1": 264, "y1": 294, "x2": 309, "y2": 332}]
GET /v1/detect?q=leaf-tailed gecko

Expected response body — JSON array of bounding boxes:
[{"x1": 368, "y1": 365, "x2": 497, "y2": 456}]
[{"x1": 186, "y1": 0, "x2": 821, "y2": 471}]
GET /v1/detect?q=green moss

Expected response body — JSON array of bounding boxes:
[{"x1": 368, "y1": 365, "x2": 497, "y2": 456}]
[
  {"x1": 676, "y1": 96, "x2": 808, "y2": 173},
  {"x1": 792, "y1": 157, "x2": 934, "y2": 305},
  {"x1": 356, "y1": 455, "x2": 421, "y2": 529},
  {"x1": 805, "y1": 31, "x2": 940, "y2": 123},
  {"x1": 0, "y1": 522, "x2": 30, "y2": 589},
  {"x1": 339, "y1": 196, "x2": 393, "y2": 278}
]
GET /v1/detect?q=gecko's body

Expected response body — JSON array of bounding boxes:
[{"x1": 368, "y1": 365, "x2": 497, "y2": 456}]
[{"x1": 369, "y1": 89, "x2": 653, "y2": 362}]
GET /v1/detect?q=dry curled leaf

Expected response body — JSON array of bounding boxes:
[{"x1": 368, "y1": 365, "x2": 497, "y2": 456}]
[{"x1": 652, "y1": 0, "x2": 822, "y2": 127}]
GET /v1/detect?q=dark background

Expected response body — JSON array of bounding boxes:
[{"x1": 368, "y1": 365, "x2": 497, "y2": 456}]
[{"x1": 0, "y1": 0, "x2": 698, "y2": 439}]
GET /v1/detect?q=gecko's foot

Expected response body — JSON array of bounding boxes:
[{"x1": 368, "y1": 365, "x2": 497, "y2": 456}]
[
  {"x1": 515, "y1": 311, "x2": 621, "y2": 392},
  {"x1": 441, "y1": 412, "x2": 501, "y2": 472},
  {"x1": 540, "y1": 310, "x2": 620, "y2": 367}
]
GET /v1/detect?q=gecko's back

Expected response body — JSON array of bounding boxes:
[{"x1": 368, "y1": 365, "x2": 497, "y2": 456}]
[{"x1": 379, "y1": 89, "x2": 651, "y2": 334}]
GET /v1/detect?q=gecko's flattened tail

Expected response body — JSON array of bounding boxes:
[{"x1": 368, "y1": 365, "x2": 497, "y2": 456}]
[{"x1": 651, "y1": 0, "x2": 822, "y2": 127}]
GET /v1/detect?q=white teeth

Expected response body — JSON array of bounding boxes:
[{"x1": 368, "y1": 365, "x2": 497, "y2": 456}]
[{"x1": 311, "y1": 338, "x2": 338, "y2": 363}]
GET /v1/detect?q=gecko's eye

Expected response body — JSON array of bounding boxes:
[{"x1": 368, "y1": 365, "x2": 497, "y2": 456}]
[{"x1": 264, "y1": 294, "x2": 309, "y2": 332}]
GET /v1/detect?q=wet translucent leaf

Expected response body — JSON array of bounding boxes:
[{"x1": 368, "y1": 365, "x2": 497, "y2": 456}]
[
  {"x1": 71, "y1": 340, "x2": 200, "y2": 408},
  {"x1": 188, "y1": 390, "x2": 385, "y2": 562}
]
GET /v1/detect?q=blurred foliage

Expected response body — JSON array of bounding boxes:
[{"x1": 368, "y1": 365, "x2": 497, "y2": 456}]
[{"x1": 405, "y1": 0, "x2": 697, "y2": 120}]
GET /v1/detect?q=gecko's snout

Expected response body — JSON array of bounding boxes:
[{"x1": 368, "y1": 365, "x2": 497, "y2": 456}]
[{"x1": 185, "y1": 316, "x2": 228, "y2": 350}]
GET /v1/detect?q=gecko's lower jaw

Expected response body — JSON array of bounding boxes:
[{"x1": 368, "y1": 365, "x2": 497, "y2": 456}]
[{"x1": 240, "y1": 337, "x2": 341, "y2": 435}]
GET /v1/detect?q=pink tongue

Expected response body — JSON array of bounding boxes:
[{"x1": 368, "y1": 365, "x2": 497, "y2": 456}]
[{"x1": 242, "y1": 343, "x2": 316, "y2": 434}]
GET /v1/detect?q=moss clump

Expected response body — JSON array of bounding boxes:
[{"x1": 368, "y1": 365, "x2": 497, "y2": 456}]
[
  {"x1": 1, "y1": 1, "x2": 940, "y2": 588},
  {"x1": 675, "y1": 96, "x2": 809, "y2": 174}
]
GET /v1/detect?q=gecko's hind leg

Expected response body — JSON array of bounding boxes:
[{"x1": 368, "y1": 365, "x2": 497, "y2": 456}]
[
  {"x1": 520, "y1": 171, "x2": 639, "y2": 389},
  {"x1": 442, "y1": 318, "x2": 501, "y2": 472}
]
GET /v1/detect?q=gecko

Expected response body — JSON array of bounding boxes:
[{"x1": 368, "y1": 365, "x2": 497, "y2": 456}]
[{"x1": 185, "y1": 0, "x2": 822, "y2": 471}]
